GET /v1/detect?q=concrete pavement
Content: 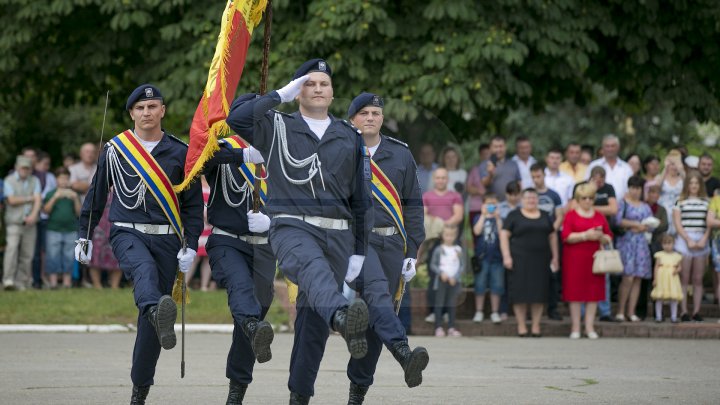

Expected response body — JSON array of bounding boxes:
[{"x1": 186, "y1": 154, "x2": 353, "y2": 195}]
[{"x1": 0, "y1": 332, "x2": 718, "y2": 404}]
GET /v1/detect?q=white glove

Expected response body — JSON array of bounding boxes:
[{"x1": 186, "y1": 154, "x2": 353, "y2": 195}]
[
  {"x1": 276, "y1": 75, "x2": 310, "y2": 103},
  {"x1": 247, "y1": 211, "x2": 271, "y2": 233},
  {"x1": 74, "y1": 239, "x2": 93, "y2": 264},
  {"x1": 345, "y1": 255, "x2": 365, "y2": 283},
  {"x1": 177, "y1": 248, "x2": 197, "y2": 274},
  {"x1": 402, "y1": 258, "x2": 417, "y2": 282},
  {"x1": 242, "y1": 146, "x2": 265, "y2": 164}
]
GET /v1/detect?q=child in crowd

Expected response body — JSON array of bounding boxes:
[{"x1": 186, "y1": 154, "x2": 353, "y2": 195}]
[
  {"x1": 651, "y1": 234, "x2": 683, "y2": 322},
  {"x1": 472, "y1": 193, "x2": 504, "y2": 323},
  {"x1": 43, "y1": 167, "x2": 81, "y2": 288},
  {"x1": 431, "y1": 225, "x2": 465, "y2": 337}
]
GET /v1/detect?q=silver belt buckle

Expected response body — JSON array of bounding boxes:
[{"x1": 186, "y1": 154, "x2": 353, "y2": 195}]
[
  {"x1": 319, "y1": 218, "x2": 333, "y2": 229},
  {"x1": 144, "y1": 224, "x2": 159, "y2": 234}
]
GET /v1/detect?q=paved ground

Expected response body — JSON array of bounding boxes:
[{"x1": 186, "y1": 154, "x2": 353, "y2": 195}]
[{"x1": 1, "y1": 332, "x2": 718, "y2": 404}]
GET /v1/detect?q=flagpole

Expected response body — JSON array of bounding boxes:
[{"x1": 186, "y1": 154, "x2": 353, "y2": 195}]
[{"x1": 253, "y1": 0, "x2": 272, "y2": 212}]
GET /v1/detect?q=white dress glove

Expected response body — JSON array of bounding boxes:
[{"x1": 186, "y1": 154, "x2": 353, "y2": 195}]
[
  {"x1": 276, "y1": 75, "x2": 310, "y2": 103},
  {"x1": 345, "y1": 255, "x2": 365, "y2": 283},
  {"x1": 247, "y1": 211, "x2": 271, "y2": 233},
  {"x1": 242, "y1": 146, "x2": 265, "y2": 164},
  {"x1": 401, "y1": 258, "x2": 417, "y2": 282},
  {"x1": 74, "y1": 239, "x2": 93, "y2": 264},
  {"x1": 177, "y1": 248, "x2": 197, "y2": 274}
]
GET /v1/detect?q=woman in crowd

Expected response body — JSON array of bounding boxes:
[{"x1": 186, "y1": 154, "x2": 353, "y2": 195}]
[
  {"x1": 706, "y1": 190, "x2": 720, "y2": 321},
  {"x1": 657, "y1": 153, "x2": 685, "y2": 235},
  {"x1": 643, "y1": 155, "x2": 661, "y2": 194},
  {"x1": 673, "y1": 170, "x2": 710, "y2": 322},
  {"x1": 500, "y1": 188, "x2": 558, "y2": 337},
  {"x1": 615, "y1": 176, "x2": 653, "y2": 322},
  {"x1": 561, "y1": 182, "x2": 613, "y2": 339},
  {"x1": 438, "y1": 144, "x2": 467, "y2": 194},
  {"x1": 626, "y1": 153, "x2": 642, "y2": 177}
]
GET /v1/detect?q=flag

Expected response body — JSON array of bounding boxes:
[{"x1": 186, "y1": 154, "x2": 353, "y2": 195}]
[{"x1": 174, "y1": 0, "x2": 268, "y2": 192}]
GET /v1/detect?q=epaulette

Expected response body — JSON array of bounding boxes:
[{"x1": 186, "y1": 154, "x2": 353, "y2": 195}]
[
  {"x1": 385, "y1": 135, "x2": 409, "y2": 148},
  {"x1": 341, "y1": 119, "x2": 363, "y2": 136},
  {"x1": 167, "y1": 133, "x2": 189, "y2": 147}
]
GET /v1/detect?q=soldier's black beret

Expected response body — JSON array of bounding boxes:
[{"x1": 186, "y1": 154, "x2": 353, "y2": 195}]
[
  {"x1": 347, "y1": 92, "x2": 384, "y2": 118},
  {"x1": 126, "y1": 84, "x2": 163, "y2": 111},
  {"x1": 293, "y1": 58, "x2": 332, "y2": 80}
]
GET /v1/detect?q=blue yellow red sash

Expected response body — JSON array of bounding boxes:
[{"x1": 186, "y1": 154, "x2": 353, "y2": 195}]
[
  {"x1": 108, "y1": 130, "x2": 183, "y2": 240},
  {"x1": 220, "y1": 135, "x2": 268, "y2": 205},
  {"x1": 370, "y1": 159, "x2": 407, "y2": 251}
]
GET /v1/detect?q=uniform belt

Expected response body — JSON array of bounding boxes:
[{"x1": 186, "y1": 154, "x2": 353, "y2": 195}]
[
  {"x1": 113, "y1": 222, "x2": 174, "y2": 235},
  {"x1": 211, "y1": 227, "x2": 268, "y2": 244},
  {"x1": 372, "y1": 226, "x2": 399, "y2": 236},
  {"x1": 274, "y1": 214, "x2": 349, "y2": 230}
]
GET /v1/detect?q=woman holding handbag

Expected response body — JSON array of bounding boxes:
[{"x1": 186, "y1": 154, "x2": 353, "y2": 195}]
[{"x1": 561, "y1": 182, "x2": 613, "y2": 339}]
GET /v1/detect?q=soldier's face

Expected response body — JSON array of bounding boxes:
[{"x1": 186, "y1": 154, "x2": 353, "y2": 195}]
[
  {"x1": 351, "y1": 106, "x2": 383, "y2": 137},
  {"x1": 129, "y1": 100, "x2": 165, "y2": 132},
  {"x1": 297, "y1": 72, "x2": 333, "y2": 110}
]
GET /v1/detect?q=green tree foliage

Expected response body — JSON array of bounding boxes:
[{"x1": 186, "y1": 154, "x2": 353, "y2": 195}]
[{"x1": 1, "y1": 0, "x2": 719, "y2": 167}]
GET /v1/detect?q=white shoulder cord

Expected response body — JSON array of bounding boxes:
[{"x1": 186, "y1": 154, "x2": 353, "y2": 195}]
[
  {"x1": 106, "y1": 146, "x2": 146, "y2": 211},
  {"x1": 259, "y1": 112, "x2": 325, "y2": 198}
]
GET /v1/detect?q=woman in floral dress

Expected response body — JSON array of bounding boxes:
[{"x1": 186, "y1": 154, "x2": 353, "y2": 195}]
[{"x1": 615, "y1": 176, "x2": 653, "y2": 321}]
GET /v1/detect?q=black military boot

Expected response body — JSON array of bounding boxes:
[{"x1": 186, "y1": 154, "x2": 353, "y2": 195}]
[
  {"x1": 145, "y1": 295, "x2": 177, "y2": 350},
  {"x1": 226, "y1": 380, "x2": 248, "y2": 405},
  {"x1": 390, "y1": 341, "x2": 429, "y2": 388},
  {"x1": 130, "y1": 385, "x2": 149, "y2": 405},
  {"x1": 289, "y1": 391, "x2": 310, "y2": 405},
  {"x1": 241, "y1": 317, "x2": 274, "y2": 363},
  {"x1": 347, "y1": 382, "x2": 369, "y2": 405},
  {"x1": 332, "y1": 299, "x2": 369, "y2": 359}
]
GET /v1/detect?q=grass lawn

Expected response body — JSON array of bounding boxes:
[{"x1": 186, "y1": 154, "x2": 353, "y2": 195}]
[{"x1": 0, "y1": 288, "x2": 290, "y2": 326}]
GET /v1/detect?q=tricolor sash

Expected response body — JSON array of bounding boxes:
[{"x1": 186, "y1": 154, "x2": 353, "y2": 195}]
[
  {"x1": 220, "y1": 135, "x2": 268, "y2": 205},
  {"x1": 108, "y1": 130, "x2": 183, "y2": 240},
  {"x1": 370, "y1": 159, "x2": 408, "y2": 251}
]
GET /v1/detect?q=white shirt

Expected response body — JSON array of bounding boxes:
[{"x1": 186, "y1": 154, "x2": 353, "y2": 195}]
[
  {"x1": 586, "y1": 158, "x2": 634, "y2": 200},
  {"x1": 438, "y1": 245, "x2": 462, "y2": 278},
  {"x1": 544, "y1": 168, "x2": 574, "y2": 206},
  {"x1": 139, "y1": 139, "x2": 160, "y2": 153},
  {"x1": 302, "y1": 115, "x2": 331, "y2": 140},
  {"x1": 512, "y1": 155, "x2": 537, "y2": 189},
  {"x1": 367, "y1": 141, "x2": 380, "y2": 157}
]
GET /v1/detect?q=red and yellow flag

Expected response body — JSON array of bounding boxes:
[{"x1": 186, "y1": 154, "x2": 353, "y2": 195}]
[{"x1": 175, "y1": 0, "x2": 268, "y2": 192}]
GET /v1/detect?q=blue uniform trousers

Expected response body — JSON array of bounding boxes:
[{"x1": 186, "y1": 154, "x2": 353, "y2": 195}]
[
  {"x1": 109, "y1": 226, "x2": 180, "y2": 387},
  {"x1": 347, "y1": 233, "x2": 407, "y2": 386},
  {"x1": 269, "y1": 218, "x2": 353, "y2": 397},
  {"x1": 207, "y1": 234, "x2": 276, "y2": 385}
]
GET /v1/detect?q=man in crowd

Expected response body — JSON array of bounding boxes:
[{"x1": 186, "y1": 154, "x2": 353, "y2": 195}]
[
  {"x1": 76, "y1": 84, "x2": 205, "y2": 403},
  {"x1": 344, "y1": 93, "x2": 429, "y2": 404},
  {"x1": 699, "y1": 153, "x2": 720, "y2": 197},
  {"x1": 512, "y1": 136, "x2": 536, "y2": 189},
  {"x1": 586, "y1": 134, "x2": 633, "y2": 200},
  {"x1": 544, "y1": 147, "x2": 574, "y2": 207},
  {"x1": 2, "y1": 156, "x2": 41, "y2": 291},
  {"x1": 560, "y1": 142, "x2": 588, "y2": 183},
  {"x1": 69, "y1": 142, "x2": 98, "y2": 204},
  {"x1": 480, "y1": 136, "x2": 521, "y2": 201},
  {"x1": 226, "y1": 58, "x2": 373, "y2": 404},
  {"x1": 32, "y1": 150, "x2": 57, "y2": 289},
  {"x1": 416, "y1": 143, "x2": 438, "y2": 194}
]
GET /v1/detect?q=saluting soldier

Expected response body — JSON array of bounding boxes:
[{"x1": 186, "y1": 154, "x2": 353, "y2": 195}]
[
  {"x1": 226, "y1": 59, "x2": 374, "y2": 404},
  {"x1": 76, "y1": 84, "x2": 243, "y2": 405},
  {"x1": 345, "y1": 93, "x2": 429, "y2": 404},
  {"x1": 202, "y1": 94, "x2": 276, "y2": 404}
]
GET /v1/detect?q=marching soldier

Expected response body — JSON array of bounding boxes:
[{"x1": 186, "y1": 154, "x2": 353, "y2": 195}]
[
  {"x1": 345, "y1": 93, "x2": 429, "y2": 404},
  {"x1": 76, "y1": 84, "x2": 243, "y2": 404},
  {"x1": 226, "y1": 59, "x2": 374, "y2": 404},
  {"x1": 203, "y1": 96, "x2": 276, "y2": 404}
]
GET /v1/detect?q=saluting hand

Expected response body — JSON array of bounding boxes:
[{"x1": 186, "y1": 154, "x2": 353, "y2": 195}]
[{"x1": 276, "y1": 74, "x2": 310, "y2": 103}]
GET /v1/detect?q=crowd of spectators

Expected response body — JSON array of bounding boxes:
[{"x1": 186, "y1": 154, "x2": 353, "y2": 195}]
[{"x1": 417, "y1": 134, "x2": 720, "y2": 338}]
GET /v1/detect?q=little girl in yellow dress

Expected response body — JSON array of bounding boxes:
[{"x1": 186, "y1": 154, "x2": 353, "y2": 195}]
[{"x1": 651, "y1": 234, "x2": 684, "y2": 323}]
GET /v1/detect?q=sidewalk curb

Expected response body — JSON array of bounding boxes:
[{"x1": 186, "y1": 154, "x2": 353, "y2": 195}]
[{"x1": 0, "y1": 324, "x2": 237, "y2": 333}]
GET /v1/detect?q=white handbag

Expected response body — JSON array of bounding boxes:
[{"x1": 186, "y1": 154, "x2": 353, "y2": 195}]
[{"x1": 592, "y1": 242, "x2": 624, "y2": 275}]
